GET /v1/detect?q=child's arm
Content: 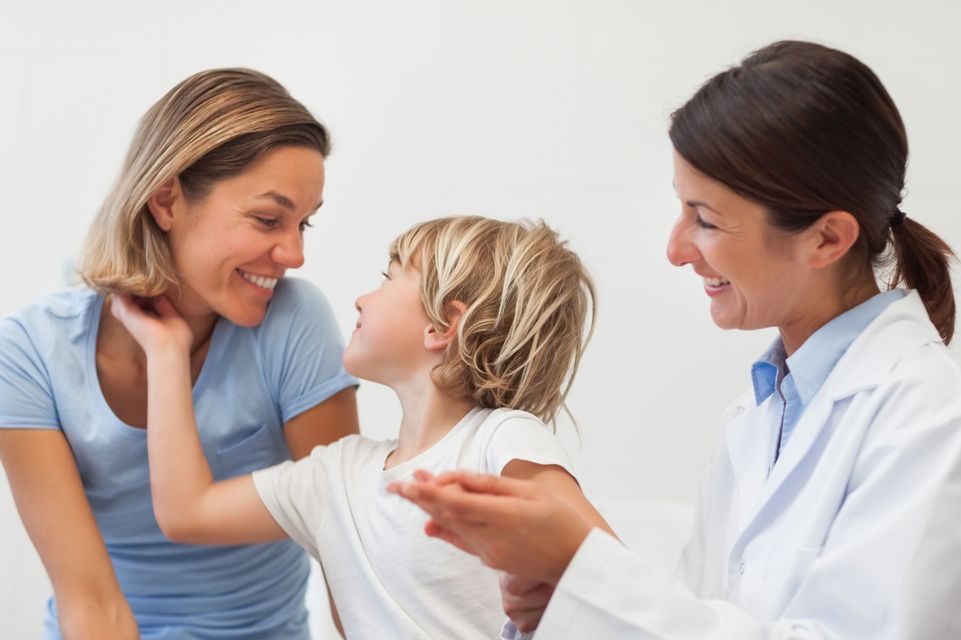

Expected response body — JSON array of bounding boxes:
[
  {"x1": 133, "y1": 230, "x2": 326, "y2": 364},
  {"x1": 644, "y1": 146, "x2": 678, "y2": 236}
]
[
  {"x1": 111, "y1": 295, "x2": 286, "y2": 545},
  {"x1": 500, "y1": 459, "x2": 615, "y2": 537}
]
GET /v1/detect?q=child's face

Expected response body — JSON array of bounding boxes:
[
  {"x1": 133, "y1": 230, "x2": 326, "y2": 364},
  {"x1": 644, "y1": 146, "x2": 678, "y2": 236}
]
[{"x1": 343, "y1": 259, "x2": 434, "y2": 385}]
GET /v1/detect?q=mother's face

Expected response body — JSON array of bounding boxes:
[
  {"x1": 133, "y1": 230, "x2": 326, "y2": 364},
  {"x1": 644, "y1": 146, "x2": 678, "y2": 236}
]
[
  {"x1": 666, "y1": 151, "x2": 811, "y2": 334},
  {"x1": 155, "y1": 145, "x2": 325, "y2": 327}
]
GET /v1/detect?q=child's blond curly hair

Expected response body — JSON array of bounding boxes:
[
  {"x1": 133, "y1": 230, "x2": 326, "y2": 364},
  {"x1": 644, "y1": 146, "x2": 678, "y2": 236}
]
[{"x1": 390, "y1": 216, "x2": 595, "y2": 424}]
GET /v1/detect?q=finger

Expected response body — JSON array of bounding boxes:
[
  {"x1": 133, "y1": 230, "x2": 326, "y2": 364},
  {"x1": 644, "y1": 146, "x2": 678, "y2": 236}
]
[
  {"x1": 412, "y1": 469, "x2": 436, "y2": 483},
  {"x1": 424, "y1": 521, "x2": 477, "y2": 557},
  {"x1": 152, "y1": 295, "x2": 179, "y2": 317},
  {"x1": 431, "y1": 470, "x2": 461, "y2": 486},
  {"x1": 450, "y1": 471, "x2": 538, "y2": 499},
  {"x1": 109, "y1": 294, "x2": 141, "y2": 323},
  {"x1": 500, "y1": 573, "x2": 547, "y2": 597},
  {"x1": 507, "y1": 606, "x2": 546, "y2": 634}
]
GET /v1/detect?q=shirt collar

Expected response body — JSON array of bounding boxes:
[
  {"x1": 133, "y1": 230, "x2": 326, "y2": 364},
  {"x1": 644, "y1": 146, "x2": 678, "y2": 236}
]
[{"x1": 750, "y1": 289, "x2": 906, "y2": 407}]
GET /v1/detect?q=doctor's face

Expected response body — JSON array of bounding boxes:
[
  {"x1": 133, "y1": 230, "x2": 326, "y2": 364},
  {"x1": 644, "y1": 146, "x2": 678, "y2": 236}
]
[{"x1": 666, "y1": 151, "x2": 810, "y2": 332}]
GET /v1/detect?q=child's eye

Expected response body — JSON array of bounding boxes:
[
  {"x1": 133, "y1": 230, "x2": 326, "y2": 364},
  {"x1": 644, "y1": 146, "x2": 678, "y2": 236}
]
[{"x1": 381, "y1": 271, "x2": 391, "y2": 280}]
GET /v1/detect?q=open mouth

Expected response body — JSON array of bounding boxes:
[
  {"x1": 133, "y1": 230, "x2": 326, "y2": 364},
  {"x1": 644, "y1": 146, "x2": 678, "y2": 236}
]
[{"x1": 237, "y1": 269, "x2": 279, "y2": 290}]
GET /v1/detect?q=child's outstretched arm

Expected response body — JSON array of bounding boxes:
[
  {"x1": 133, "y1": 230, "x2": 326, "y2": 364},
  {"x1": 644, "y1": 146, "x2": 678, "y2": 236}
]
[{"x1": 110, "y1": 295, "x2": 286, "y2": 545}]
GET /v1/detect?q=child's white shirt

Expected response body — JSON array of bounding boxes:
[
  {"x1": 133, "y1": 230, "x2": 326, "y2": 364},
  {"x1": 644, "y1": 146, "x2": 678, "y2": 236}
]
[{"x1": 252, "y1": 407, "x2": 574, "y2": 639}]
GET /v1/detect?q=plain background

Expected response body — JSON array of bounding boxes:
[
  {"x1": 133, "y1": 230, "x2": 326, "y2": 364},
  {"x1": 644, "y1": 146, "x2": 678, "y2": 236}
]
[{"x1": 2, "y1": 0, "x2": 960, "y2": 637}]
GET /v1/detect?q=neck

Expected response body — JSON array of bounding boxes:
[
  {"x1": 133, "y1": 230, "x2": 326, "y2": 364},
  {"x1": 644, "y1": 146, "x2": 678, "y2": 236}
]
[
  {"x1": 779, "y1": 277, "x2": 880, "y2": 356},
  {"x1": 101, "y1": 294, "x2": 217, "y2": 364},
  {"x1": 385, "y1": 373, "x2": 475, "y2": 469}
]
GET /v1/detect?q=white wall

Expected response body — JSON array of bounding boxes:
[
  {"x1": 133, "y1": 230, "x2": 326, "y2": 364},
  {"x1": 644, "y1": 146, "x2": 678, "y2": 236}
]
[{"x1": 2, "y1": 0, "x2": 960, "y2": 637}]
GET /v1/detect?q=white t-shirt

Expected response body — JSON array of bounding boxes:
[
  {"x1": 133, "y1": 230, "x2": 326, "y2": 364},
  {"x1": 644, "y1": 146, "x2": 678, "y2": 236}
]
[{"x1": 252, "y1": 407, "x2": 573, "y2": 639}]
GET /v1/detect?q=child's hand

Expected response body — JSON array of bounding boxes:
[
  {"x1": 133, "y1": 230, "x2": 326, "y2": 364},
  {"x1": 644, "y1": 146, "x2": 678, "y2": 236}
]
[{"x1": 110, "y1": 294, "x2": 193, "y2": 357}]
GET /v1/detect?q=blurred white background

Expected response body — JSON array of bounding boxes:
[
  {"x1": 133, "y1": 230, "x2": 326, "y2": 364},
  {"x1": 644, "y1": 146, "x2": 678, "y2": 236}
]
[{"x1": 2, "y1": 0, "x2": 960, "y2": 637}]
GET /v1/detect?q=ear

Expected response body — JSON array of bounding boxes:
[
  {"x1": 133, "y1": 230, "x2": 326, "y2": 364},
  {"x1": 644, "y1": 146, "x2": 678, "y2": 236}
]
[
  {"x1": 805, "y1": 210, "x2": 860, "y2": 269},
  {"x1": 146, "y1": 178, "x2": 183, "y2": 232},
  {"x1": 424, "y1": 301, "x2": 467, "y2": 352}
]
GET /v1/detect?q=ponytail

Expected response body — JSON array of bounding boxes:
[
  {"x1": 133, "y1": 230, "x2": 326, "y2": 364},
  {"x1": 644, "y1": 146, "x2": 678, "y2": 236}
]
[{"x1": 890, "y1": 217, "x2": 956, "y2": 344}]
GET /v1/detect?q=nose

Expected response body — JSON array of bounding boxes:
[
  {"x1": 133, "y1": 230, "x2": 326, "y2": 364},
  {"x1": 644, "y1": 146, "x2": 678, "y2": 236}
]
[
  {"x1": 272, "y1": 229, "x2": 305, "y2": 269},
  {"x1": 666, "y1": 216, "x2": 700, "y2": 267},
  {"x1": 354, "y1": 292, "x2": 367, "y2": 313}
]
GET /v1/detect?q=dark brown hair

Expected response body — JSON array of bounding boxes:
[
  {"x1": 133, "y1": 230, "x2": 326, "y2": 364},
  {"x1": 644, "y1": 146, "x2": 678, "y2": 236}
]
[{"x1": 670, "y1": 40, "x2": 955, "y2": 343}]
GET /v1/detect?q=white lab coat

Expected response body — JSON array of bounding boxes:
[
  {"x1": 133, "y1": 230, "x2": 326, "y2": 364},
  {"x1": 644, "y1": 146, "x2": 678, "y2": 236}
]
[{"x1": 535, "y1": 291, "x2": 961, "y2": 639}]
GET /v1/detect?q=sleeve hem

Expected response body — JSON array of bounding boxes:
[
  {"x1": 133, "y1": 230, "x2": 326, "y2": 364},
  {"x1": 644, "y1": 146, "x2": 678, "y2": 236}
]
[{"x1": 281, "y1": 373, "x2": 359, "y2": 424}]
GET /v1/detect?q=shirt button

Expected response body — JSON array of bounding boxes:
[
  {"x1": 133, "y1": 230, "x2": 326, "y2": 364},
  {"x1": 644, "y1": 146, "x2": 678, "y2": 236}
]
[{"x1": 739, "y1": 562, "x2": 746, "y2": 575}]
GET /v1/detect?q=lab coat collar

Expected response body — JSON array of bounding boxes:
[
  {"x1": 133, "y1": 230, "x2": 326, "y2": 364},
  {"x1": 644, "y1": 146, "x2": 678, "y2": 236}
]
[{"x1": 724, "y1": 290, "x2": 940, "y2": 534}]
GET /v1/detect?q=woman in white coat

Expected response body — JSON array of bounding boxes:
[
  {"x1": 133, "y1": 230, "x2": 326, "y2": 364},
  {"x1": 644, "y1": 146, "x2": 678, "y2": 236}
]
[{"x1": 390, "y1": 41, "x2": 961, "y2": 639}]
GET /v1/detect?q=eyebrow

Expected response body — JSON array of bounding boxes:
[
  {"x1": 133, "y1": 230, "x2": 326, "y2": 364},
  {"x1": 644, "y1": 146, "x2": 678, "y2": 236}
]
[
  {"x1": 255, "y1": 191, "x2": 324, "y2": 212},
  {"x1": 685, "y1": 199, "x2": 726, "y2": 216}
]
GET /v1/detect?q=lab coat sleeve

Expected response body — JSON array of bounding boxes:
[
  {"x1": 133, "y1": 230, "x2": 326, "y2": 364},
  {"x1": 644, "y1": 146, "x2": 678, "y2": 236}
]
[
  {"x1": 534, "y1": 528, "x2": 771, "y2": 640},
  {"x1": 535, "y1": 386, "x2": 961, "y2": 639}
]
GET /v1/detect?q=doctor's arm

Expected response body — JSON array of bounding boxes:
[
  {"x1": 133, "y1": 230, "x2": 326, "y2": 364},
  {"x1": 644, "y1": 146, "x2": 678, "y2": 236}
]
[
  {"x1": 393, "y1": 449, "x2": 954, "y2": 640},
  {"x1": 0, "y1": 430, "x2": 139, "y2": 640}
]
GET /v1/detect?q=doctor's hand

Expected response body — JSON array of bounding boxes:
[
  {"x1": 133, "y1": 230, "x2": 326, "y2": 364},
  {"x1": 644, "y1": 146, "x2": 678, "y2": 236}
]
[
  {"x1": 500, "y1": 574, "x2": 553, "y2": 633},
  {"x1": 109, "y1": 294, "x2": 193, "y2": 357},
  {"x1": 388, "y1": 470, "x2": 594, "y2": 586}
]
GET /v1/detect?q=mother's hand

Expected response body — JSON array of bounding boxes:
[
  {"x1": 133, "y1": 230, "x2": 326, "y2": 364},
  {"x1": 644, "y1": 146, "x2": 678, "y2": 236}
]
[
  {"x1": 388, "y1": 470, "x2": 593, "y2": 586},
  {"x1": 109, "y1": 294, "x2": 192, "y2": 356}
]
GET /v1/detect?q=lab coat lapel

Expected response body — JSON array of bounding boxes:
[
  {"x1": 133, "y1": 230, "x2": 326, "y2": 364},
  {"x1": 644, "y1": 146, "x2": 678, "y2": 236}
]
[
  {"x1": 759, "y1": 394, "x2": 836, "y2": 506},
  {"x1": 740, "y1": 291, "x2": 940, "y2": 532},
  {"x1": 724, "y1": 392, "x2": 775, "y2": 532}
]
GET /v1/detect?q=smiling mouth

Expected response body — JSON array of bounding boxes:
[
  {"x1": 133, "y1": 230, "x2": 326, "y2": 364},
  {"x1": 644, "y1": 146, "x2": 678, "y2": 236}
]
[
  {"x1": 703, "y1": 276, "x2": 731, "y2": 287},
  {"x1": 237, "y1": 269, "x2": 279, "y2": 290}
]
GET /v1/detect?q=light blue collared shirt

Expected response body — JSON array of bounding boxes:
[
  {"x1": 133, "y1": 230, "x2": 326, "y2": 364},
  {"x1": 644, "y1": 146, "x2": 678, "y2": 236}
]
[{"x1": 751, "y1": 289, "x2": 906, "y2": 468}]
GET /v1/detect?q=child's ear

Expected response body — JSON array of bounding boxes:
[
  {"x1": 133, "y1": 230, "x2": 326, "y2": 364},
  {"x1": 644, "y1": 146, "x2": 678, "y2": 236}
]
[
  {"x1": 424, "y1": 301, "x2": 467, "y2": 352},
  {"x1": 147, "y1": 177, "x2": 183, "y2": 232}
]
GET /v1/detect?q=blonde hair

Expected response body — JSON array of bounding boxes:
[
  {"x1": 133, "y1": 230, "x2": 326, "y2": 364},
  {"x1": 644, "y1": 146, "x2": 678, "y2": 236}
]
[
  {"x1": 78, "y1": 68, "x2": 330, "y2": 296},
  {"x1": 390, "y1": 216, "x2": 596, "y2": 424}
]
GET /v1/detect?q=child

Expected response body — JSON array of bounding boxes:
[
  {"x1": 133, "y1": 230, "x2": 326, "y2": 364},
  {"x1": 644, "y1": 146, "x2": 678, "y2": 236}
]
[{"x1": 111, "y1": 215, "x2": 612, "y2": 638}]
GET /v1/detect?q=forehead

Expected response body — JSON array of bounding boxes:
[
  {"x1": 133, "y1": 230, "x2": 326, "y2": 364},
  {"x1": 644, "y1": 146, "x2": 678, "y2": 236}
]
[{"x1": 213, "y1": 146, "x2": 326, "y2": 206}]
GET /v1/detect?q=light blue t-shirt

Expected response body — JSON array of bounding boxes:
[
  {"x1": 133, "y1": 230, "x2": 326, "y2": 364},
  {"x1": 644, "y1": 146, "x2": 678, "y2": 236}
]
[{"x1": 0, "y1": 278, "x2": 357, "y2": 639}]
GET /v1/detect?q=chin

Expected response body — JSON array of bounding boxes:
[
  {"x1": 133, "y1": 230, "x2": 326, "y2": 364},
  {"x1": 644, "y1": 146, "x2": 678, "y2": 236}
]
[{"x1": 221, "y1": 306, "x2": 268, "y2": 328}]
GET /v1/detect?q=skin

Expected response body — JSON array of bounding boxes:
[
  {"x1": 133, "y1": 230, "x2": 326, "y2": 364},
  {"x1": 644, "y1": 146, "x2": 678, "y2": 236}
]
[
  {"x1": 110, "y1": 253, "x2": 612, "y2": 637},
  {"x1": 390, "y1": 148, "x2": 880, "y2": 631},
  {"x1": 0, "y1": 145, "x2": 358, "y2": 639}
]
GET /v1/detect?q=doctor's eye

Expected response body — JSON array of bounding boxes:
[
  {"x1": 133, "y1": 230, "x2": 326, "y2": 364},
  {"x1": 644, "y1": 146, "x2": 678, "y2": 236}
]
[
  {"x1": 256, "y1": 216, "x2": 281, "y2": 229},
  {"x1": 694, "y1": 214, "x2": 718, "y2": 230},
  {"x1": 299, "y1": 219, "x2": 314, "y2": 232}
]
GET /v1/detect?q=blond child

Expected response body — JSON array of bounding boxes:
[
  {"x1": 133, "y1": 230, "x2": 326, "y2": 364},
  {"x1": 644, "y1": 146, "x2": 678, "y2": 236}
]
[{"x1": 111, "y1": 216, "x2": 611, "y2": 638}]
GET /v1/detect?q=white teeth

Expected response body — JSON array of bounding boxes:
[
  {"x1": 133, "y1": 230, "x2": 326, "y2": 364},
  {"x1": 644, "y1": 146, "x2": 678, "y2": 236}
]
[
  {"x1": 239, "y1": 269, "x2": 278, "y2": 290},
  {"x1": 704, "y1": 276, "x2": 730, "y2": 287}
]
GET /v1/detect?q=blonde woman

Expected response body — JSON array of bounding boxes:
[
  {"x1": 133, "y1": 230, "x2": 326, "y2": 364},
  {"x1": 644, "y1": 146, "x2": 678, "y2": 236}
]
[
  {"x1": 0, "y1": 69, "x2": 359, "y2": 639},
  {"x1": 109, "y1": 216, "x2": 613, "y2": 638}
]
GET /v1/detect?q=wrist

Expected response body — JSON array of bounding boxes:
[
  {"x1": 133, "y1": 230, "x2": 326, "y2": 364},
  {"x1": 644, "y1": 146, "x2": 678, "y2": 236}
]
[
  {"x1": 545, "y1": 519, "x2": 593, "y2": 585},
  {"x1": 59, "y1": 595, "x2": 137, "y2": 640}
]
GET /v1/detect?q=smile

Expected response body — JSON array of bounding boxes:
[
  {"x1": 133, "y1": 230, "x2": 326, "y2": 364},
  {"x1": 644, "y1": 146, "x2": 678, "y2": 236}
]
[
  {"x1": 703, "y1": 276, "x2": 731, "y2": 287},
  {"x1": 237, "y1": 269, "x2": 279, "y2": 290}
]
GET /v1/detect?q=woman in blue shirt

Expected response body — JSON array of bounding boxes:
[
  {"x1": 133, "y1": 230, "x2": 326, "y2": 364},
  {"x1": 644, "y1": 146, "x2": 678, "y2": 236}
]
[
  {"x1": 0, "y1": 69, "x2": 358, "y2": 639},
  {"x1": 392, "y1": 41, "x2": 961, "y2": 639}
]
